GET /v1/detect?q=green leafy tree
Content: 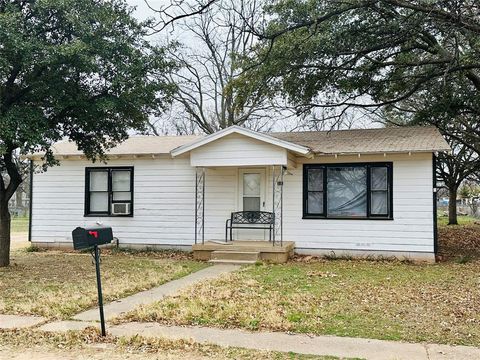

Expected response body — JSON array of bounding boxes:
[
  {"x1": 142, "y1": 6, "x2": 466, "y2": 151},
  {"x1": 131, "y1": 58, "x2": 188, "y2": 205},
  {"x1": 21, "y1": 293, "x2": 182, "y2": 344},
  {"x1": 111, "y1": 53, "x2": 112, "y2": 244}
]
[
  {"x1": 381, "y1": 80, "x2": 480, "y2": 225},
  {"x1": 238, "y1": 0, "x2": 480, "y2": 224},
  {"x1": 239, "y1": 0, "x2": 480, "y2": 145},
  {"x1": 0, "y1": 0, "x2": 175, "y2": 266},
  {"x1": 458, "y1": 185, "x2": 471, "y2": 200},
  {"x1": 460, "y1": 182, "x2": 480, "y2": 217},
  {"x1": 458, "y1": 183, "x2": 480, "y2": 201}
]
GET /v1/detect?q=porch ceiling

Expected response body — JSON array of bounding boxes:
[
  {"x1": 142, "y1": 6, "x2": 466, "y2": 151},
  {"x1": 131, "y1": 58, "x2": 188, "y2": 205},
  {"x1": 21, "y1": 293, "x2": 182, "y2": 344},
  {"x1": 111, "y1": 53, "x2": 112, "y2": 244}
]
[{"x1": 188, "y1": 148, "x2": 299, "y2": 168}]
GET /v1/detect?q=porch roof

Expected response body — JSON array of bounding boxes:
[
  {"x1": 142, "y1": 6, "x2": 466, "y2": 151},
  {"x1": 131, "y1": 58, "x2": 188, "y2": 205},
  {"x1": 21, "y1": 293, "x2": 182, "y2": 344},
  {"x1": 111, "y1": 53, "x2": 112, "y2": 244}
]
[{"x1": 170, "y1": 126, "x2": 311, "y2": 158}]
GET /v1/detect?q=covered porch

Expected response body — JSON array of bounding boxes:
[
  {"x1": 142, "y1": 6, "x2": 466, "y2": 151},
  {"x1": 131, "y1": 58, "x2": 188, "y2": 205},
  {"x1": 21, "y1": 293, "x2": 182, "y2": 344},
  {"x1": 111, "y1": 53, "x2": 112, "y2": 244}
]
[
  {"x1": 192, "y1": 165, "x2": 291, "y2": 263},
  {"x1": 170, "y1": 126, "x2": 312, "y2": 263}
]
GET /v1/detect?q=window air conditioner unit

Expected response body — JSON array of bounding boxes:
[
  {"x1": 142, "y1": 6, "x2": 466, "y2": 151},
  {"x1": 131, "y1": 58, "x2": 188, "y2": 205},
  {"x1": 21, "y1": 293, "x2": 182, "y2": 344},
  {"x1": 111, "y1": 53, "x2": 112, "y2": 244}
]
[{"x1": 112, "y1": 203, "x2": 130, "y2": 215}]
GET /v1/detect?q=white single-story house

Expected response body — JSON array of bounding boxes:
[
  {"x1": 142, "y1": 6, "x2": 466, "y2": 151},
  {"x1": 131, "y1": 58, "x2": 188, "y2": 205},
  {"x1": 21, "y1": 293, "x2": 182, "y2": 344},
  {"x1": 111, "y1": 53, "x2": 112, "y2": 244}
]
[{"x1": 27, "y1": 126, "x2": 450, "y2": 262}]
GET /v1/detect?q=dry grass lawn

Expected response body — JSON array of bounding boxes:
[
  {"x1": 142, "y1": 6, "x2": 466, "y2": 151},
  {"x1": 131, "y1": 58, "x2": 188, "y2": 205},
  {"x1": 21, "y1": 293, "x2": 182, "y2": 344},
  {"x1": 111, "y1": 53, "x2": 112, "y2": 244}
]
[
  {"x1": 0, "y1": 328, "x2": 349, "y2": 360},
  {"x1": 437, "y1": 214, "x2": 476, "y2": 227},
  {"x1": 0, "y1": 250, "x2": 207, "y2": 319},
  {"x1": 122, "y1": 259, "x2": 480, "y2": 346}
]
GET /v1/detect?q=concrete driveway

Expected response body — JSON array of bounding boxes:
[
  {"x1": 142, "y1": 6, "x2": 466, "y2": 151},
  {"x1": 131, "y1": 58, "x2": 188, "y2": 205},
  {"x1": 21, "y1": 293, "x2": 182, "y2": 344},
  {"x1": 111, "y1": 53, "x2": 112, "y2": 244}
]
[{"x1": 11, "y1": 232, "x2": 29, "y2": 250}]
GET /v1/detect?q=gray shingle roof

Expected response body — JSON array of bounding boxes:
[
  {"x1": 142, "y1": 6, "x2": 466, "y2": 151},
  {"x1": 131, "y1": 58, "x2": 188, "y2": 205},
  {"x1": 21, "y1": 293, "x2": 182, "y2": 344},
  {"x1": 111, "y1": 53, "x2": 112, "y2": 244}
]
[
  {"x1": 41, "y1": 135, "x2": 200, "y2": 156},
  {"x1": 32, "y1": 126, "x2": 450, "y2": 158},
  {"x1": 270, "y1": 126, "x2": 450, "y2": 154}
]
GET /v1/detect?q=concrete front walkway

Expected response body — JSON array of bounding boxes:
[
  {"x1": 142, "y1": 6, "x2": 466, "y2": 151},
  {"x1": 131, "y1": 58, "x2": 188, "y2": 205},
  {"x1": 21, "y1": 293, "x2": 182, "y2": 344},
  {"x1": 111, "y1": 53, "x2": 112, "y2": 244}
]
[
  {"x1": 0, "y1": 314, "x2": 46, "y2": 329},
  {"x1": 108, "y1": 322, "x2": 480, "y2": 360},
  {"x1": 73, "y1": 264, "x2": 240, "y2": 321}
]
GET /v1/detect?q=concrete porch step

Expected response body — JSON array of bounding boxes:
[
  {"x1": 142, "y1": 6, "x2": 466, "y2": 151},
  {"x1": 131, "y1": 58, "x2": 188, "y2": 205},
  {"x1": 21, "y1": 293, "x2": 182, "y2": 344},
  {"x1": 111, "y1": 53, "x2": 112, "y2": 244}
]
[
  {"x1": 193, "y1": 241, "x2": 295, "y2": 264},
  {"x1": 209, "y1": 250, "x2": 260, "y2": 264},
  {"x1": 211, "y1": 250, "x2": 260, "y2": 262},
  {"x1": 209, "y1": 259, "x2": 258, "y2": 265}
]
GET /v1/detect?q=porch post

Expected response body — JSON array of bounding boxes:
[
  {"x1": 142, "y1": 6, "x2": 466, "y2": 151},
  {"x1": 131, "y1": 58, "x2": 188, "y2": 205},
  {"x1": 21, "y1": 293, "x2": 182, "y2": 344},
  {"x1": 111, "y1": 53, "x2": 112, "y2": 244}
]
[
  {"x1": 195, "y1": 167, "x2": 205, "y2": 245},
  {"x1": 272, "y1": 165, "x2": 284, "y2": 247},
  {"x1": 272, "y1": 166, "x2": 275, "y2": 246}
]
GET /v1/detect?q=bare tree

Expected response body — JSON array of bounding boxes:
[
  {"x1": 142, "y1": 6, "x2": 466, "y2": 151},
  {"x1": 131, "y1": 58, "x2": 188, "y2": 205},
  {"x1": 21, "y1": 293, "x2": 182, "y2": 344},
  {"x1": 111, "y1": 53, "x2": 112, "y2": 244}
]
[
  {"x1": 144, "y1": 0, "x2": 220, "y2": 33},
  {"x1": 146, "y1": 0, "x2": 291, "y2": 135}
]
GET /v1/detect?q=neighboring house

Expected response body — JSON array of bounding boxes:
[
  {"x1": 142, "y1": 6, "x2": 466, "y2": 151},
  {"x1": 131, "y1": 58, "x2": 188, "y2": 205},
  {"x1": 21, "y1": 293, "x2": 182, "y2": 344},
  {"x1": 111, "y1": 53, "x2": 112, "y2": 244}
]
[{"x1": 27, "y1": 126, "x2": 450, "y2": 262}]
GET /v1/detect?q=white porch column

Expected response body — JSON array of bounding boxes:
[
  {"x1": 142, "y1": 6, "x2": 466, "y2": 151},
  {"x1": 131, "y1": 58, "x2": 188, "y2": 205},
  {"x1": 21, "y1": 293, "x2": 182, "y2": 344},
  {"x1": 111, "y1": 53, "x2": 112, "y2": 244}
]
[
  {"x1": 195, "y1": 167, "x2": 205, "y2": 244},
  {"x1": 272, "y1": 165, "x2": 284, "y2": 246}
]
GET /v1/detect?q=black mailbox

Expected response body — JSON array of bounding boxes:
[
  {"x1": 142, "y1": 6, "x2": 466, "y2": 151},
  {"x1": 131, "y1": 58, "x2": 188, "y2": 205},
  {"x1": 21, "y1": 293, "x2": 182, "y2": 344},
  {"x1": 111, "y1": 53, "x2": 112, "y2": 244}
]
[{"x1": 72, "y1": 226, "x2": 113, "y2": 250}]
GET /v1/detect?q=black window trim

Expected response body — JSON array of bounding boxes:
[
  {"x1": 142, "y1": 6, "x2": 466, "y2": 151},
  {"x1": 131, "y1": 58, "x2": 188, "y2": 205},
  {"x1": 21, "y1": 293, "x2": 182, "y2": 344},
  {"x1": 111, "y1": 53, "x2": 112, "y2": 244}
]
[
  {"x1": 84, "y1": 166, "x2": 134, "y2": 217},
  {"x1": 303, "y1": 162, "x2": 393, "y2": 220}
]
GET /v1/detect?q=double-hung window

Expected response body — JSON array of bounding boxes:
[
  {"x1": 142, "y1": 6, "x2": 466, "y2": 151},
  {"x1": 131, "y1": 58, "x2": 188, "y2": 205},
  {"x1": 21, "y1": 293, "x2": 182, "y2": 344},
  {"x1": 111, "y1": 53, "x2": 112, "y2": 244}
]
[
  {"x1": 303, "y1": 163, "x2": 392, "y2": 219},
  {"x1": 85, "y1": 167, "x2": 134, "y2": 216}
]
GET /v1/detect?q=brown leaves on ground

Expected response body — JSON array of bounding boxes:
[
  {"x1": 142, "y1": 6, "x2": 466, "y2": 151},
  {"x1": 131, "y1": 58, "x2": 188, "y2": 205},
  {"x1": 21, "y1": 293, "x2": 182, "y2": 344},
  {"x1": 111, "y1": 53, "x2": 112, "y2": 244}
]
[
  {"x1": 438, "y1": 224, "x2": 480, "y2": 261},
  {"x1": 122, "y1": 260, "x2": 480, "y2": 347},
  {"x1": 306, "y1": 270, "x2": 338, "y2": 278}
]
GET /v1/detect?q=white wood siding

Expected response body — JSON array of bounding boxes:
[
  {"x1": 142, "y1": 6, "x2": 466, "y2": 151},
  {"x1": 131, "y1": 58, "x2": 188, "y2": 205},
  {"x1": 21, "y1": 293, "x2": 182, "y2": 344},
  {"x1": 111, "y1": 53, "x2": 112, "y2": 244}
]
[
  {"x1": 31, "y1": 152, "x2": 435, "y2": 255},
  {"x1": 31, "y1": 157, "x2": 196, "y2": 246},
  {"x1": 190, "y1": 133, "x2": 288, "y2": 167},
  {"x1": 272, "y1": 153, "x2": 435, "y2": 253},
  {"x1": 204, "y1": 167, "x2": 237, "y2": 240}
]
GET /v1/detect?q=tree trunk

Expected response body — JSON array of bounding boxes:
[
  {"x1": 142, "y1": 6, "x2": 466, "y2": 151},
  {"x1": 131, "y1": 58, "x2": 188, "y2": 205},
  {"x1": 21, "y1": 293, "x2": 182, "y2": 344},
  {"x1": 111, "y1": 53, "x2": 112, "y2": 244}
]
[
  {"x1": 0, "y1": 200, "x2": 11, "y2": 267},
  {"x1": 0, "y1": 147, "x2": 23, "y2": 267},
  {"x1": 448, "y1": 187, "x2": 458, "y2": 225}
]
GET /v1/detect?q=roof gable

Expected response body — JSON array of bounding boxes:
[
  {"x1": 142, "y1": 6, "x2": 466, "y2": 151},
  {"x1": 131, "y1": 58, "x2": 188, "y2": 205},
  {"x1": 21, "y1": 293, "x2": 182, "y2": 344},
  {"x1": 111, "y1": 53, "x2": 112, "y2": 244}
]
[{"x1": 170, "y1": 125, "x2": 311, "y2": 157}]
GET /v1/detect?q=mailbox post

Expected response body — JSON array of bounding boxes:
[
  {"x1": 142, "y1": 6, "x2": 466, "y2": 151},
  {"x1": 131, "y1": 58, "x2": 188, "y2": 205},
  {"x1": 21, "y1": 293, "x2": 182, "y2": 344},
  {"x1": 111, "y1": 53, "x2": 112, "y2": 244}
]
[
  {"x1": 72, "y1": 226, "x2": 113, "y2": 337},
  {"x1": 93, "y1": 244, "x2": 106, "y2": 336}
]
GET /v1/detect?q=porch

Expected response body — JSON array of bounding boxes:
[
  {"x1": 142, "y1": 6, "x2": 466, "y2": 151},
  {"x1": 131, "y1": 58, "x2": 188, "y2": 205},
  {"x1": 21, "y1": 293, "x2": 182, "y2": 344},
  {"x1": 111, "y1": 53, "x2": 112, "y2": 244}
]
[
  {"x1": 191, "y1": 165, "x2": 293, "y2": 263},
  {"x1": 169, "y1": 126, "x2": 312, "y2": 264}
]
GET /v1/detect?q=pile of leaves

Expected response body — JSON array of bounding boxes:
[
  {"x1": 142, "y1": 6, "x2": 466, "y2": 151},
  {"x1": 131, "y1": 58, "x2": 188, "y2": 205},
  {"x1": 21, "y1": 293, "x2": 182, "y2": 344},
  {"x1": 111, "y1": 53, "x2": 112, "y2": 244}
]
[{"x1": 438, "y1": 224, "x2": 480, "y2": 262}]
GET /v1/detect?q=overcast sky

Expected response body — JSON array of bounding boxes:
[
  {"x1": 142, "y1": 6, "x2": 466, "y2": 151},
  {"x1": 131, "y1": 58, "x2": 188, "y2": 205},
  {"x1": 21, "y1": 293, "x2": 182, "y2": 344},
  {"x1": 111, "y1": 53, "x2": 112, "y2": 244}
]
[{"x1": 127, "y1": 0, "x2": 160, "y2": 21}]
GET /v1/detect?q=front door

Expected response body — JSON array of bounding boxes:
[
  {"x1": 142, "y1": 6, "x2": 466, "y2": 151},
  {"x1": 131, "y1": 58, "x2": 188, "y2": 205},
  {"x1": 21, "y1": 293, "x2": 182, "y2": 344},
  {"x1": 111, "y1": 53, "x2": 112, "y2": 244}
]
[{"x1": 238, "y1": 168, "x2": 266, "y2": 240}]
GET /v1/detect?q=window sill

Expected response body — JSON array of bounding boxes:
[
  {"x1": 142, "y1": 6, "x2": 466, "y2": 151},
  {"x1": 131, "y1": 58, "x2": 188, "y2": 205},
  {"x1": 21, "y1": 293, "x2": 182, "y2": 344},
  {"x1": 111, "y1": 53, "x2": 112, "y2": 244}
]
[
  {"x1": 302, "y1": 215, "x2": 393, "y2": 221},
  {"x1": 84, "y1": 214, "x2": 134, "y2": 218}
]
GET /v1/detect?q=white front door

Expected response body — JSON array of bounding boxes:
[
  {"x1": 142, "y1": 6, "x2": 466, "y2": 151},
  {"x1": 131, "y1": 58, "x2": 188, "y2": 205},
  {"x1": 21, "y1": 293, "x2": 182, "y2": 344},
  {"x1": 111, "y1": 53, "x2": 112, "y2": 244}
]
[{"x1": 237, "y1": 168, "x2": 267, "y2": 240}]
